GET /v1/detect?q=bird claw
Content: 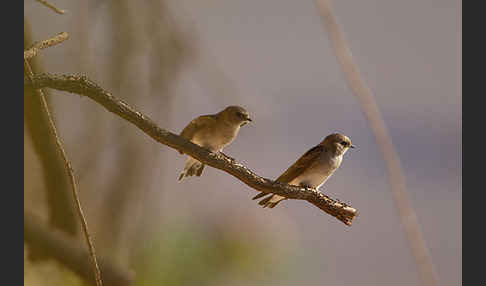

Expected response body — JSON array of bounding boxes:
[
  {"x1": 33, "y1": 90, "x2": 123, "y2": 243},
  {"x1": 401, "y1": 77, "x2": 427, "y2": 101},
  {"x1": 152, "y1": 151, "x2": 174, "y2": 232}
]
[{"x1": 219, "y1": 152, "x2": 236, "y2": 162}]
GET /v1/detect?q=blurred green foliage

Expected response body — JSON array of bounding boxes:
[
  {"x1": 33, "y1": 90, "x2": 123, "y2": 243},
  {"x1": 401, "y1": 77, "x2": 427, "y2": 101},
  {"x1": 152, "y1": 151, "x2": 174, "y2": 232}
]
[
  {"x1": 133, "y1": 221, "x2": 294, "y2": 286},
  {"x1": 25, "y1": 218, "x2": 297, "y2": 286}
]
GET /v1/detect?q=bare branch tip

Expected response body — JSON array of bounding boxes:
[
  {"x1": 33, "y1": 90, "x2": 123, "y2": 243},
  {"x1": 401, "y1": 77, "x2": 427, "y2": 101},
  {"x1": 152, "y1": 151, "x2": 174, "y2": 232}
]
[
  {"x1": 24, "y1": 31, "x2": 69, "y2": 60},
  {"x1": 36, "y1": 0, "x2": 66, "y2": 14}
]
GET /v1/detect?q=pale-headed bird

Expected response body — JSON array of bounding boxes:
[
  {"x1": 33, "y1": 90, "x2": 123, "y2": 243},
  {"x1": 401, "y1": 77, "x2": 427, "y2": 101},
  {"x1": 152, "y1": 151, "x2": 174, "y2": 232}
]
[
  {"x1": 178, "y1": 106, "x2": 252, "y2": 181},
  {"x1": 252, "y1": 133, "x2": 355, "y2": 208}
]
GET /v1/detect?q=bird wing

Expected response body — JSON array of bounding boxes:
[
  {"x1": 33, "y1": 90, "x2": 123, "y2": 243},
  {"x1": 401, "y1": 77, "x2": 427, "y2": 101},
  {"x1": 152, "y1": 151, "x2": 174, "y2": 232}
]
[
  {"x1": 251, "y1": 144, "x2": 324, "y2": 202},
  {"x1": 275, "y1": 145, "x2": 324, "y2": 183},
  {"x1": 180, "y1": 114, "x2": 218, "y2": 140}
]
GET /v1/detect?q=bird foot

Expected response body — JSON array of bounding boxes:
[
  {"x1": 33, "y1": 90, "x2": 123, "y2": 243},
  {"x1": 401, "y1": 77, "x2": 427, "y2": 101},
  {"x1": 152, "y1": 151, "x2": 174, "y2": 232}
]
[{"x1": 219, "y1": 152, "x2": 236, "y2": 162}]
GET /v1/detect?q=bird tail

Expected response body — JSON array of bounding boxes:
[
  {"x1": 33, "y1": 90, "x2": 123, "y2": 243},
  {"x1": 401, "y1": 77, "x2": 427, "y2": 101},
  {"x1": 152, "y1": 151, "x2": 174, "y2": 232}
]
[
  {"x1": 178, "y1": 157, "x2": 205, "y2": 181},
  {"x1": 252, "y1": 193, "x2": 286, "y2": 208}
]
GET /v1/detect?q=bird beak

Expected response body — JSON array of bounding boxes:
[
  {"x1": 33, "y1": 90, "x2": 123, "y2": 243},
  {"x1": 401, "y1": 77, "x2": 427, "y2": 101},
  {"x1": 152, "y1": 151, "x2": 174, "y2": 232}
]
[
  {"x1": 350, "y1": 145, "x2": 356, "y2": 149},
  {"x1": 240, "y1": 117, "x2": 252, "y2": 127}
]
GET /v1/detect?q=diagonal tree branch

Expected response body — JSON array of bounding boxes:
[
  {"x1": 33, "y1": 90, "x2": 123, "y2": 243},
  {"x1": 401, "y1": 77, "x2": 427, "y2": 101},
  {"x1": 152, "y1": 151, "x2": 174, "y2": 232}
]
[
  {"x1": 24, "y1": 21, "x2": 78, "y2": 244},
  {"x1": 24, "y1": 64, "x2": 103, "y2": 286},
  {"x1": 24, "y1": 212, "x2": 134, "y2": 286},
  {"x1": 25, "y1": 73, "x2": 358, "y2": 226},
  {"x1": 24, "y1": 32, "x2": 69, "y2": 60},
  {"x1": 35, "y1": 0, "x2": 66, "y2": 14}
]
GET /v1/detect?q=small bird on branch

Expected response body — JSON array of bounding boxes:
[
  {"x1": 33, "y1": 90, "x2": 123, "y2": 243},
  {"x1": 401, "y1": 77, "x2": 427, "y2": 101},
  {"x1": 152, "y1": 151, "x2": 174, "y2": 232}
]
[
  {"x1": 178, "y1": 106, "x2": 252, "y2": 181},
  {"x1": 253, "y1": 133, "x2": 355, "y2": 208}
]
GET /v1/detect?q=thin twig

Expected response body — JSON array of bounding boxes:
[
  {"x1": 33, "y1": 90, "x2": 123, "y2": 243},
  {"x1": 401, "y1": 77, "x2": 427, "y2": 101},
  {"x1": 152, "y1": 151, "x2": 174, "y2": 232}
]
[
  {"x1": 25, "y1": 212, "x2": 134, "y2": 286},
  {"x1": 24, "y1": 32, "x2": 69, "y2": 60},
  {"x1": 36, "y1": 0, "x2": 66, "y2": 14},
  {"x1": 315, "y1": 0, "x2": 439, "y2": 285},
  {"x1": 24, "y1": 20, "x2": 78, "y2": 239},
  {"x1": 25, "y1": 73, "x2": 359, "y2": 226},
  {"x1": 24, "y1": 64, "x2": 103, "y2": 286}
]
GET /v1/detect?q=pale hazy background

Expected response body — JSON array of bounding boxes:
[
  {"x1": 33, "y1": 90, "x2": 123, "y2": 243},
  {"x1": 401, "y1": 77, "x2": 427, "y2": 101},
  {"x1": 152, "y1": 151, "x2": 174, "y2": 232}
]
[{"x1": 24, "y1": 0, "x2": 461, "y2": 285}]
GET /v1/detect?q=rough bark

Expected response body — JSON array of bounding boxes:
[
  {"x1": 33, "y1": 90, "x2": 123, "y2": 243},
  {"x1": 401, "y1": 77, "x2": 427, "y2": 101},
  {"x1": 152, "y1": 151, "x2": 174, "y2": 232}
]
[{"x1": 25, "y1": 73, "x2": 358, "y2": 225}]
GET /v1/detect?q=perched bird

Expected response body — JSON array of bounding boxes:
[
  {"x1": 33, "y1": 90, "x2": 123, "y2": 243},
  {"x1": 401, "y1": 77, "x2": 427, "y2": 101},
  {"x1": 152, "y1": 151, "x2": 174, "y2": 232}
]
[
  {"x1": 178, "y1": 105, "x2": 252, "y2": 181},
  {"x1": 252, "y1": 133, "x2": 355, "y2": 208}
]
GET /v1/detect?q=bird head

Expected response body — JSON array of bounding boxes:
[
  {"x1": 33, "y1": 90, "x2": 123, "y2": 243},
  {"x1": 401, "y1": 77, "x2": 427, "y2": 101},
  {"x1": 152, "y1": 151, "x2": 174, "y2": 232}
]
[
  {"x1": 221, "y1": 105, "x2": 252, "y2": 127},
  {"x1": 320, "y1": 133, "x2": 355, "y2": 156}
]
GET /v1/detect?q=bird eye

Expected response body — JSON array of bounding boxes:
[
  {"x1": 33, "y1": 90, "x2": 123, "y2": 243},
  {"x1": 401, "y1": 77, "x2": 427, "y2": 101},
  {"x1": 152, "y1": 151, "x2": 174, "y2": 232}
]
[
  {"x1": 236, "y1": 112, "x2": 245, "y2": 118},
  {"x1": 340, "y1": 141, "x2": 348, "y2": 146}
]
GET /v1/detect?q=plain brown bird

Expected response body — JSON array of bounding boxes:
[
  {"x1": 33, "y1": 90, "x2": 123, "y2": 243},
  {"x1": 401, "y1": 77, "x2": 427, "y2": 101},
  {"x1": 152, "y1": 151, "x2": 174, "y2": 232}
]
[
  {"x1": 253, "y1": 133, "x2": 355, "y2": 208},
  {"x1": 178, "y1": 105, "x2": 252, "y2": 181}
]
